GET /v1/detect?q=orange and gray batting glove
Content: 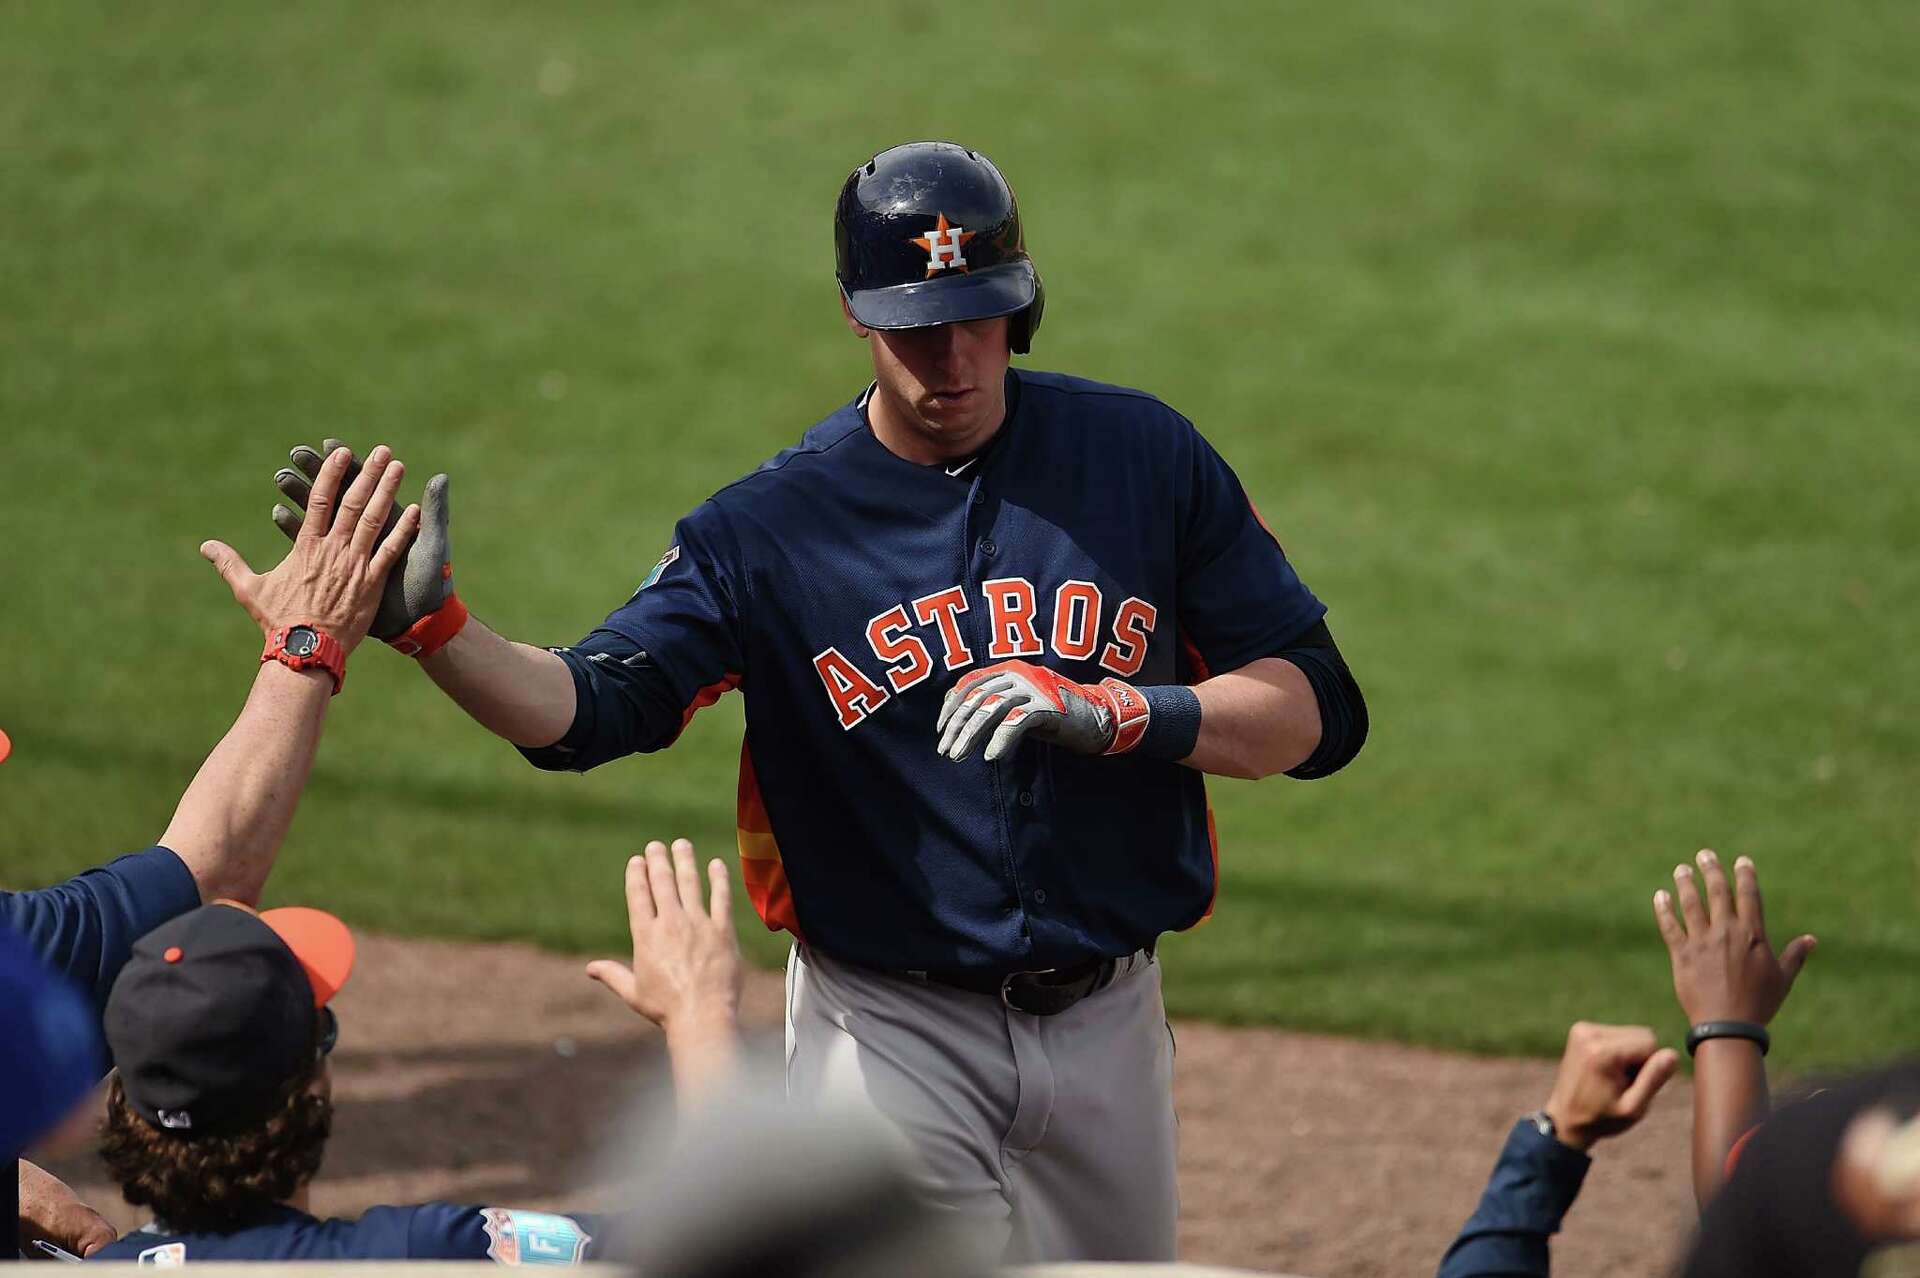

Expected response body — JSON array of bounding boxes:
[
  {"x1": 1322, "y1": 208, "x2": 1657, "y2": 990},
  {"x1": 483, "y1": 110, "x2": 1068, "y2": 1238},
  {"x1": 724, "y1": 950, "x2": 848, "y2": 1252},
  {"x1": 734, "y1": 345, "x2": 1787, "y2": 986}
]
[
  {"x1": 272, "y1": 439, "x2": 467, "y2": 658},
  {"x1": 936, "y1": 660, "x2": 1150, "y2": 762}
]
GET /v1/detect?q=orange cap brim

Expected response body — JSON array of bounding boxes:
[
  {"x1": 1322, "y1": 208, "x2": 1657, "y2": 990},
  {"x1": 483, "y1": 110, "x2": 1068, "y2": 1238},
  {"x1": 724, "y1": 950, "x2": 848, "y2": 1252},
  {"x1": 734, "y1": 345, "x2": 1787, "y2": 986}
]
[
  {"x1": 0, "y1": 727, "x2": 12, "y2": 766},
  {"x1": 260, "y1": 907, "x2": 356, "y2": 1007}
]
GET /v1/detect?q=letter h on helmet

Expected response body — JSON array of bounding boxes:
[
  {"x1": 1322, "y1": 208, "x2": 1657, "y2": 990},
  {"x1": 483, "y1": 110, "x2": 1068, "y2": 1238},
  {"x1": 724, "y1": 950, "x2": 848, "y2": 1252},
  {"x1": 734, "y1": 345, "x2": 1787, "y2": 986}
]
[{"x1": 833, "y1": 141, "x2": 1046, "y2": 355}]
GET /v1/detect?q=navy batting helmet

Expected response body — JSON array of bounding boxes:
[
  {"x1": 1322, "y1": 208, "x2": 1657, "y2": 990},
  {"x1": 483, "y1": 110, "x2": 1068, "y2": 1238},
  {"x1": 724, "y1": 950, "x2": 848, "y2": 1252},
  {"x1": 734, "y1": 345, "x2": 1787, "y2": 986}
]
[{"x1": 834, "y1": 141, "x2": 1045, "y2": 355}]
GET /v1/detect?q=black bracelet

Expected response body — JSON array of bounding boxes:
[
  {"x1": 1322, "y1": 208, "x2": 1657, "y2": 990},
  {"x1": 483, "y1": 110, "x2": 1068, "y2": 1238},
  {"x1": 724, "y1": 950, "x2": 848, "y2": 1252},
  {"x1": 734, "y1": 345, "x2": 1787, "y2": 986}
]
[{"x1": 1685, "y1": 1020, "x2": 1770, "y2": 1057}]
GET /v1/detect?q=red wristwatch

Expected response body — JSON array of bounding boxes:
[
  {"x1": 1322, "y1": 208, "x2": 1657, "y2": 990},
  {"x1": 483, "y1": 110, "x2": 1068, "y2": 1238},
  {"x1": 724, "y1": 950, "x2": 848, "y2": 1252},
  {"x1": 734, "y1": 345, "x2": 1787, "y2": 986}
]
[{"x1": 262, "y1": 625, "x2": 347, "y2": 695}]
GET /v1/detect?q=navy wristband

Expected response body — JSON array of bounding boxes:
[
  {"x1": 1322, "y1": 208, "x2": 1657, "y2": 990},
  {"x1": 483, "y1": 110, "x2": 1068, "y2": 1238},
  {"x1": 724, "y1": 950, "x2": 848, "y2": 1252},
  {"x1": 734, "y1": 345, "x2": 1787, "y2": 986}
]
[
  {"x1": 1136, "y1": 685, "x2": 1203, "y2": 761},
  {"x1": 1686, "y1": 1020, "x2": 1770, "y2": 1056}
]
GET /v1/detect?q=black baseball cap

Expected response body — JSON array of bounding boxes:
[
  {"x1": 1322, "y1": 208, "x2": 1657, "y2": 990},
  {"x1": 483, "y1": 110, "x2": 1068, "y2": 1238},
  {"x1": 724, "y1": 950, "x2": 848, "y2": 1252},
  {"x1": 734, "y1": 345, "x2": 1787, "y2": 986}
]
[{"x1": 104, "y1": 902, "x2": 355, "y2": 1135}]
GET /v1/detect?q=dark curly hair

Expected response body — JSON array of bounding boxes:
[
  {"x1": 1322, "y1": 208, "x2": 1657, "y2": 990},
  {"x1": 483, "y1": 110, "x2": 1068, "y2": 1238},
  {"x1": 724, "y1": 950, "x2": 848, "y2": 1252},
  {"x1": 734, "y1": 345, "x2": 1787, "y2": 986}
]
[{"x1": 99, "y1": 1072, "x2": 333, "y2": 1233}]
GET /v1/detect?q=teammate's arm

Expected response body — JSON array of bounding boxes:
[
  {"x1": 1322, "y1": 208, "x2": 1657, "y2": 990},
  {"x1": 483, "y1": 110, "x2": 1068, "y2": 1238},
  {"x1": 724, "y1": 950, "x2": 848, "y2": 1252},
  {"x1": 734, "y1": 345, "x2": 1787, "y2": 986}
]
[
  {"x1": 173, "y1": 444, "x2": 419, "y2": 904},
  {"x1": 588, "y1": 840, "x2": 744, "y2": 1114},
  {"x1": 1653, "y1": 849, "x2": 1814, "y2": 1208}
]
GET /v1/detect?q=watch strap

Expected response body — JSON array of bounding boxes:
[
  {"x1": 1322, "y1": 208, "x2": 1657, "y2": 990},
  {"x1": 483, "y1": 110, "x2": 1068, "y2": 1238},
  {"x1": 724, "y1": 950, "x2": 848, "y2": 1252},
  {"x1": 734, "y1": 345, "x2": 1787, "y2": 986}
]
[{"x1": 262, "y1": 626, "x2": 347, "y2": 695}]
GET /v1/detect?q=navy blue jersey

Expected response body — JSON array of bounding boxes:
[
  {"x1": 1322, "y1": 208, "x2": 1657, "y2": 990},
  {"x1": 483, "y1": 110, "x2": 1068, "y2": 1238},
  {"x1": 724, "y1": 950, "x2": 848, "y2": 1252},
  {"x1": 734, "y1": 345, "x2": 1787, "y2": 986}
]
[
  {"x1": 528, "y1": 371, "x2": 1325, "y2": 970},
  {"x1": 90, "y1": 1203, "x2": 607, "y2": 1264},
  {"x1": 0, "y1": 847, "x2": 200, "y2": 1018}
]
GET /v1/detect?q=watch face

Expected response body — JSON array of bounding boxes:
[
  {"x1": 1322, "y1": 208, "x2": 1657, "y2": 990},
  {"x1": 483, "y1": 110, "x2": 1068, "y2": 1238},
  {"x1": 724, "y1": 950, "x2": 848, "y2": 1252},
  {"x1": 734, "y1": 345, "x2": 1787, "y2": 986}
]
[{"x1": 284, "y1": 627, "x2": 320, "y2": 658}]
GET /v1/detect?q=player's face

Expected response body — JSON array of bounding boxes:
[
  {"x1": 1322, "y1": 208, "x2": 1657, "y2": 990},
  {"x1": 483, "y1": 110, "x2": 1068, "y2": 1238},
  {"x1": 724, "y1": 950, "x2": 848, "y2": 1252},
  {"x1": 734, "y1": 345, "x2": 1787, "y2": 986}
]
[{"x1": 852, "y1": 310, "x2": 1012, "y2": 462}]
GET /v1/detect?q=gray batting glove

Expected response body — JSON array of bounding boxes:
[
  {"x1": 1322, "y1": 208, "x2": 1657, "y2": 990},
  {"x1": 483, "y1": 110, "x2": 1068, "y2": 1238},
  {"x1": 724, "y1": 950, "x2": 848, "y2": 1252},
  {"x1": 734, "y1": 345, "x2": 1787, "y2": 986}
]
[
  {"x1": 935, "y1": 659, "x2": 1149, "y2": 762},
  {"x1": 273, "y1": 438, "x2": 454, "y2": 642}
]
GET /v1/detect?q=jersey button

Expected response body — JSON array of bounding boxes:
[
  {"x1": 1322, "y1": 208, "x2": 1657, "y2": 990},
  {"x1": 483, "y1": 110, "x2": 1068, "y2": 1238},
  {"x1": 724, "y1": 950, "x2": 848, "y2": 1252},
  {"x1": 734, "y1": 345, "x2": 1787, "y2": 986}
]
[
  {"x1": 979, "y1": 538, "x2": 997, "y2": 557},
  {"x1": 971, "y1": 489, "x2": 986, "y2": 505},
  {"x1": 1017, "y1": 790, "x2": 1036, "y2": 807},
  {"x1": 1032, "y1": 888, "x2": 1048, "y2": 905}
]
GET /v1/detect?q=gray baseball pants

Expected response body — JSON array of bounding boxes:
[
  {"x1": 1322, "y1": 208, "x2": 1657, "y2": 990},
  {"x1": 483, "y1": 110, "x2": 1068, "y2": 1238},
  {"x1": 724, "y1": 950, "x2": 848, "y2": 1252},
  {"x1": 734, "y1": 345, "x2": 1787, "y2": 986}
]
[{"x1": 783, "y1": 943, "x2": 1179, "y2": 1263}]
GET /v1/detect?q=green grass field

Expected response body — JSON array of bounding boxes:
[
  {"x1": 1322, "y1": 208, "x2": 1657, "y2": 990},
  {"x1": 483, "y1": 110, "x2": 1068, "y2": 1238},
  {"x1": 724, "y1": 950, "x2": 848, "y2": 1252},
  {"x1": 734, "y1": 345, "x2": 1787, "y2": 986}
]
[{"x1": 4, "y1": 1, "x2": 1916, "y2": 1068}]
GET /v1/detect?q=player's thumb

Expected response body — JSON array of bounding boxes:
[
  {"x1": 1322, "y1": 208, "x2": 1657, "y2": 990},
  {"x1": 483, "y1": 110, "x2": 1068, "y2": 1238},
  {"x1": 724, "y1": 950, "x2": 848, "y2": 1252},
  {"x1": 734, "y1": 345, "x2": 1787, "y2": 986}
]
[
  {"x1": 1617, "y1": 1047, "x2": 1681, "y2": 1123},
  {"x1": 1780, "y1": 934, "x2": 1817, "y2": 987},
  {"x1": 585, "y1": 959, "x2": 640, "y2": 1008},
  {"x1": 199, "y1": 539, "x2": 254, "y2": 596},
  {"x1": 422, "y1": 473, "x2": 452, "y2": 542}
]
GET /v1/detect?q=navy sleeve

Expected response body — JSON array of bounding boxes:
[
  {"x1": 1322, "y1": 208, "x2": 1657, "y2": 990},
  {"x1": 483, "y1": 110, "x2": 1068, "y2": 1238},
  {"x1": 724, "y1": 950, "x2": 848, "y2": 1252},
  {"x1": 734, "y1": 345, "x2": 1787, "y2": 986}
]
[
  {"x1": 0, "y1": 847, "x2": 201, "y2": 1016},
  {"x1": 1173, "y1": 420, "x2": 1327, "y2": 677},
  {"x1": 396, "y1": 1203, "x2": 608, "y2": 1263},
  {"x1": 1436, "y1": 1121, "x2": 1591, "y2": 1278},
  {"x1": 517, "y1": 506, "x2": 745, "y2": 774},
  {"x1": 1276, "y1": 621, "x2": 1369, "y2": 780}
]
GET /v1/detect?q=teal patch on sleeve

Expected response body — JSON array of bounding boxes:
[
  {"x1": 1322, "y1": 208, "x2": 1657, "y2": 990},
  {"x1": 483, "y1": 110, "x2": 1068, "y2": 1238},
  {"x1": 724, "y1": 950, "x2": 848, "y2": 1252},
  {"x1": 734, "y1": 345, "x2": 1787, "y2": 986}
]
[{"x1": 479, "y1": 1208, "x2": 592, "y2": 1266}]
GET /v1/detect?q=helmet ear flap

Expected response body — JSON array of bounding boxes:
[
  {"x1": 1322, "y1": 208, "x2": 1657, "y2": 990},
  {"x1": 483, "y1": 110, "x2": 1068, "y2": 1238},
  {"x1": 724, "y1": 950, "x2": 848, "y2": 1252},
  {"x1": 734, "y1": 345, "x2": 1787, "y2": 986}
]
[{"x1": 1010, "y1": 275, "x2": 1045, "y2": 355}]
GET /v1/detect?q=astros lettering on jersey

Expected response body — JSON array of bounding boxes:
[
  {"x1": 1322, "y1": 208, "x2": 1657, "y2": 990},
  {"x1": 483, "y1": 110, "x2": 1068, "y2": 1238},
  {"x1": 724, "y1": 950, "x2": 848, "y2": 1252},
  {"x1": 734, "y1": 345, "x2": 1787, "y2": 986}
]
[{"x1": 526, "y1": 370, "x2": 1325, "y2": 975}]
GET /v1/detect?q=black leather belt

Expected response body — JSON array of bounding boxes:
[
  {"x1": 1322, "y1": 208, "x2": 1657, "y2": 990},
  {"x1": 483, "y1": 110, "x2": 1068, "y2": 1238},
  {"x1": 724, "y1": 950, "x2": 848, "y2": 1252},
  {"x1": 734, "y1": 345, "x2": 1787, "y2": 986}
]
[{"x1": 903, "y1": 952, "x2": 1138, "y2": 1017}]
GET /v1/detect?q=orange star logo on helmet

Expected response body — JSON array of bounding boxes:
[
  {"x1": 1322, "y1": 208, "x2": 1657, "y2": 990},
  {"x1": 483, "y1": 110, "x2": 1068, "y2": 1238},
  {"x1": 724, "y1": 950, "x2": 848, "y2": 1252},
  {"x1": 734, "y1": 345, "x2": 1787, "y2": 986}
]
[{"x1": 908, "y1": 212, "x2": 975, "y2": 278}]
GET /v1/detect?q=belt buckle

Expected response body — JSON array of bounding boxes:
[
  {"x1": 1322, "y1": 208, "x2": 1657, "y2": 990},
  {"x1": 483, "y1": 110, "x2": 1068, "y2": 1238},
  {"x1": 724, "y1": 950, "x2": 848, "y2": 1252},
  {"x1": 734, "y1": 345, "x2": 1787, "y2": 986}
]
[{"x1": 999, "y1": 968, "x2": 1056, "y2": 1012}]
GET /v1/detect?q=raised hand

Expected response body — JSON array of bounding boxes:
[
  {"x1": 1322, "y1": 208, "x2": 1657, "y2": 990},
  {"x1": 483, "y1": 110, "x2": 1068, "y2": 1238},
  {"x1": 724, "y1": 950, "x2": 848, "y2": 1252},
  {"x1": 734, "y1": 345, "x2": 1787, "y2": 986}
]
[
  {"x1": 203, "y1": 444, "x2": 419, "y2": 654},
  {"x1": 587, "y1": 839, "x2": 743, "y2": 1035},
  {"x1": 1654, "y1": 849, "x2": 1815, "y2": 1026},
  {"x1": 1542, "y1": 1021, "x2": 1680, "y2": 1151},
  {"x1": 273, "y1": 438, "x2": 454, "y2": 643}
]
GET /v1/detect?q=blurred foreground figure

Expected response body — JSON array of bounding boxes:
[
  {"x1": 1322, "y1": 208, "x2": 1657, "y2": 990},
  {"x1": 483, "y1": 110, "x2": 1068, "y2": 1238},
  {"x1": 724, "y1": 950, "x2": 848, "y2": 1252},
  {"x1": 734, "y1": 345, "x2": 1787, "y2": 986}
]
[
  {"x1": 630, "y1": 1096, "x2": 988, "y2": 1278},
  {"x1": 1683, "y1": 1061, "x2": 1920, "y2": 1278}
]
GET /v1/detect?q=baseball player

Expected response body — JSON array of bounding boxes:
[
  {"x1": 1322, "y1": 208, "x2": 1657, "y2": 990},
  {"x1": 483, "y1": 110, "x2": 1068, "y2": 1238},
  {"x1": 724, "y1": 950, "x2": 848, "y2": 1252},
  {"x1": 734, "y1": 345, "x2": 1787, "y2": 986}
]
[{"x1": 268, "y1": 140, "x2": 1368, "y2": 1262}]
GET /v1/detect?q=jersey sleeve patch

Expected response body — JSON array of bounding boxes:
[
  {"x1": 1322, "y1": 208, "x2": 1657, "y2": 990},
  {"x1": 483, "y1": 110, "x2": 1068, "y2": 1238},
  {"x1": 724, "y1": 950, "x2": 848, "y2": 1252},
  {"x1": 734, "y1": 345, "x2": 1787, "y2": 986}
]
[
  {"x1": 632, "y1": 544, "x2": 682, "y2": 597},
  {"x1": 137, "y1": 1242, "x2": 187, "y2": 1267},
  {"x1": 478, "y1": 1208, "x2": 593, "y2": 1265}
]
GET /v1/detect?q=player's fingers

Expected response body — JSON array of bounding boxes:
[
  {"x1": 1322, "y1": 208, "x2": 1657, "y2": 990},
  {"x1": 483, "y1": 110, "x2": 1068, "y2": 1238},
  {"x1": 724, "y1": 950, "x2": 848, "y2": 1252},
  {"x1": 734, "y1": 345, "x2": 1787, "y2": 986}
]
[
  {"x1": 275, "y1": 466, "x2": 314, "y2": 512},
  {"x1": 199, "y1": 540, "x2": 257, "y2": 602},
  {"x1": 301, "y1": 445, "x2": 354, "y2": 539},
  {"x1": 705, "y1": 859, "x2": 734, "y2": 927},
  {"x1": 946, "y1": 690, "x2": 1024, "y2": 761},
  {"x1": 1779, "y1": 934, "x2": 1817, "y2": 987},
  {"x1": 1697, "y1": 849, "x2": 1733, "y2": 927},
  {"x1": 624, "y1": 852, "x2": 657, "y2": 928},
  {"x1": 1616, "y1": 1047, "x2": 1680, "y2": 1120},
  {"x1": 289, "y1": 444, "x2": 327, "y2": 484},
  {"x1": 329, "y1": 444, "x2": 391, "y2": 542},
  {"x1": 349, "y1": 456, "x2": 405, "y2": 559},
  {"x1": 1673, "y1": 863, "x2": 1708, "y2": 935},
  {"x1": 644, "y1": 842, "x2": 681, "y2": 919},
  {"x1": 938, "y1": 669, "x2": 1001, "y2": 734},
  {"x1": 1733, "y1": 855, "x2": 1765, "y2": 932},
  {"x1": 936, "y1": 675, "x2": 1016, "y2": 755},
  {"x1": 271, "y1": 503, "x2": 304, "y2": 544},
  {"x1": 671, "y1": 838, "x2": 701, "y2": 911},
  {"x1": 370, "y1": 504, "x2": 422, "y2": 580},
  {"x1": 982, "y1": 705, "x2": 1040, "y2": 763},
  {"x1": 585, "y1": 959, "x2": 640, "y2": 1007},
  {"x1": 1653, "y1": 888, "x2": 1687, "y2": 950}
]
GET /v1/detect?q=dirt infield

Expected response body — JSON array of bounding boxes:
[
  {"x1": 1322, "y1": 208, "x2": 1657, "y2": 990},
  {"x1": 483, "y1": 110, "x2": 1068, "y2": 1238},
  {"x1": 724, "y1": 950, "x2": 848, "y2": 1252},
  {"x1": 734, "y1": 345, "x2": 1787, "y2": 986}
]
[{"x1": 48, "y1": 931, "x2": 1698, "y2": 1275}]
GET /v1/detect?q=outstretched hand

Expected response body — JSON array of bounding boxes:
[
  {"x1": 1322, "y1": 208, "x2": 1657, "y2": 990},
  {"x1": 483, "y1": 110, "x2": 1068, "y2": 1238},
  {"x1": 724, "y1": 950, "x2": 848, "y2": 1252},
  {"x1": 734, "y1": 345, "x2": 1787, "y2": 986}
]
[
  {"x1": 202, "y1": 444, "x2": 420, "y2": 655},
  {"x1": 1542, "y1": 1021, "x2": 1680, "y2": 1151},
  {"x1": 273, "y1": 438, "x2": 454, "y2": 642},
  {"x1": 1654, "y1": 849, "x2": 1815, "y2": 1026},
  {"x1": 587, "y1": 839, "x2": 743, "y2": 1036}
]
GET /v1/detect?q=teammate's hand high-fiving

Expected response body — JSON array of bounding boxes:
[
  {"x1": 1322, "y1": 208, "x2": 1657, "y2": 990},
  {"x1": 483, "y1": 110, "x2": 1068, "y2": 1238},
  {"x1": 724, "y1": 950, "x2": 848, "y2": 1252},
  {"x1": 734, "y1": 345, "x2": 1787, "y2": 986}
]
[{"x1": 272, "y1": 439, "x2": 465, "y2": 658}]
